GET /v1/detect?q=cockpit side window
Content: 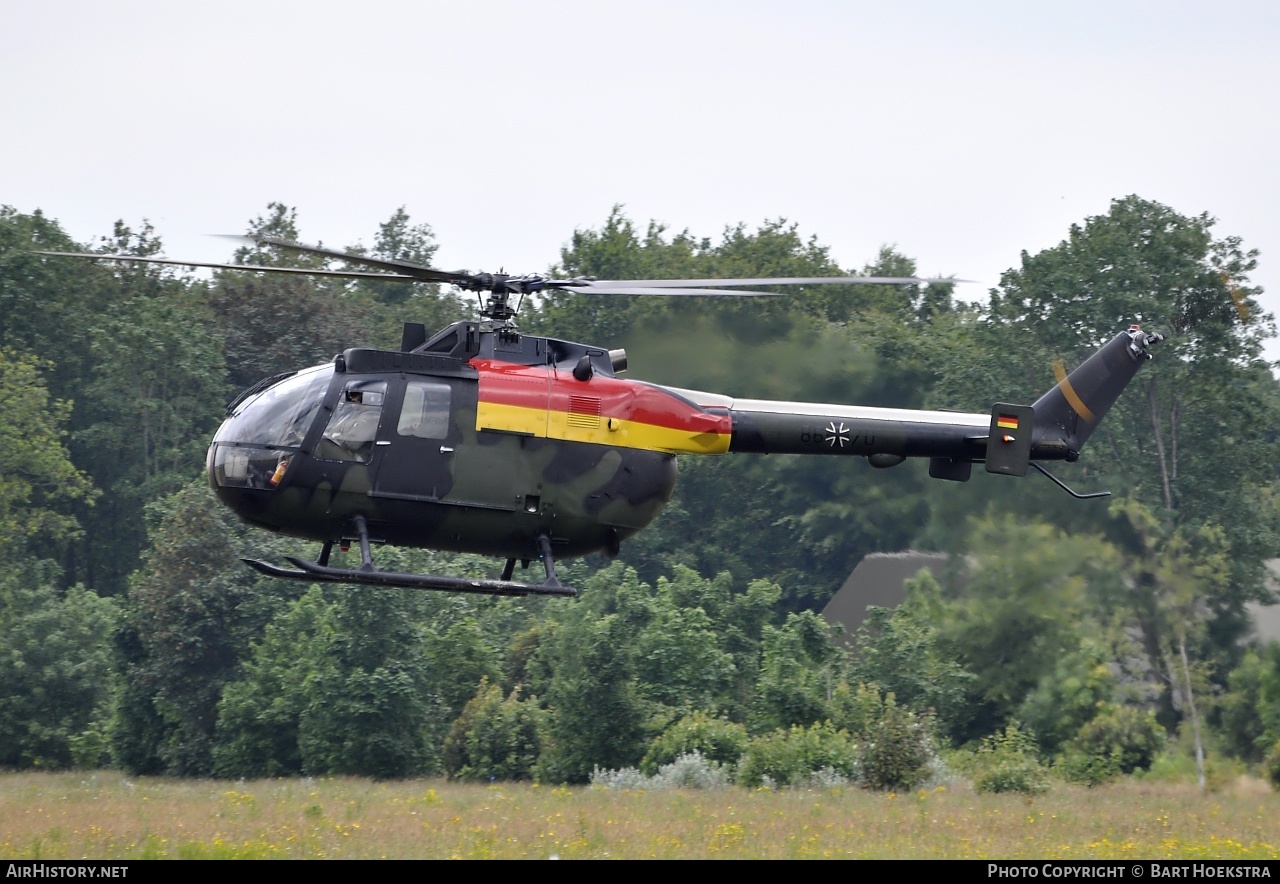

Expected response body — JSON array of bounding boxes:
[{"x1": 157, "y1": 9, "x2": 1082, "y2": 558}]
[
  {"x1": 397, "y1": 379, "x2": 452, "y2": 440},
  {"x1": 317, "y1": 380, "x2": 387, "y2": 462}
]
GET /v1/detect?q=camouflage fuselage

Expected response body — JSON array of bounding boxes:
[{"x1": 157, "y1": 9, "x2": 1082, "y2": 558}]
[
  {"x1": 208, "y1": 323, "x2": 1157, "y2": 563},
  {"x1": 208, "y1": 353, "x2": 691, "y2": 561}
]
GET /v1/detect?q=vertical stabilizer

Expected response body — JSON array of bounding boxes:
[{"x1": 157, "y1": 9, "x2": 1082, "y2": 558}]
[{"x1": 1032, "y1": 326, "x2": 1164, "y2": 458}]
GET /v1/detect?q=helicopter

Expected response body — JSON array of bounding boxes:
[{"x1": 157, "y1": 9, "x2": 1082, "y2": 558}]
[{"x1": 44, "y1": 236, "x2": 1163, "y2": 598}]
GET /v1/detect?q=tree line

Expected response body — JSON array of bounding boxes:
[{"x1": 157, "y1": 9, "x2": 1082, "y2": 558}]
[{"x1": 1, "y1": 197, "x2": 1279, "y2": 788}]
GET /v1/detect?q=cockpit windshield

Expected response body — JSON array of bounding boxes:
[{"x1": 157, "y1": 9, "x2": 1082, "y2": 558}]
[{"x1": 214, "y1": 365, "x2": 333, "y2": 448}]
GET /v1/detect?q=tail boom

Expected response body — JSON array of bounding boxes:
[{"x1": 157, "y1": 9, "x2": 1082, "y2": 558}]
[{"x1": 665, "y1": 324, "x2": 1161, "y2": 479}]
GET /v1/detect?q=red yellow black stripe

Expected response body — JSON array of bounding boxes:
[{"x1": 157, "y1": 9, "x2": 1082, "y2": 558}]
[{"x1": 473, "y1": 360, "x2": 732, "y2": 454}]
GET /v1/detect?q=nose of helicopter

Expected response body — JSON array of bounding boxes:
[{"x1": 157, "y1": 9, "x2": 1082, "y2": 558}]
[{"x1": 206, "y1": 364, "x2": 333, "y2": 513}]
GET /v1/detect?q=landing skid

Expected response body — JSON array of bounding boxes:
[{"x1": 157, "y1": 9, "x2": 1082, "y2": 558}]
[{"x1": 241, "y1": 516, "x2": 576, "y2": 598}]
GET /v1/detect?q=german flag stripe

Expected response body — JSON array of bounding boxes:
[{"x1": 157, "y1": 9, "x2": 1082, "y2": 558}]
[
  {"x1": 996, "y1": 416, "x2": 1019, "y2": 430},
  {"x1": 476, "y1": 401, "x2": 732, "y2": 454},
  {"x1": 473, "y1": 361, "x2": 733, "y2": 454},
  {"x1": 476, "y1": 361, "x2": 733, "y2": 437}
]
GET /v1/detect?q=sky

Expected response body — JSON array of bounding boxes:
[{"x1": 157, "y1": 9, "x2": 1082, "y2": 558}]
[{"x1": 3, "y1": 1, "x2": 1278, "y2": 354}]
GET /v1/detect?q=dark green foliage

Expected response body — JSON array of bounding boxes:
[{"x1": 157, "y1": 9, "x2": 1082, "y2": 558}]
[
  {"x1": 973, "y1": 723, "x2": 1050, "y2": 795},
  {"x1": 530, "y1": 563, "x2": 786, "y2": 783},
  {"x1": 1218, "y1": 642, "x2": 1280, "y2": 763},
  {"x1": 852, "y1": 569, "x2": 975, "y2": 739},
  {"x1": 213, "y1": 588, "x2": 331, "y2": 778},
  {"x1": 938, "y1": 517, "x2": 1123, "y2": 744},
  {"x1": 0, "y1": 208, "x2": 110, "y2": 399},
  {"x1": 1057, "y1": 705, "x2": 1165, "y2": 785},
  {"x1": 631, "y1": 581, "x2": 736, "y2": 715},
  {"x1": 0, "y1": 561, "x2": 117, "y2": 768},
  {"x1": 1054, "y1": 748, "x2": 1120, "y2": 788},
  {"x1": 641, "y1": 711, "x2": 749, "y2": 775},
  {"x1": 1018, "y1": 642, "x2": 1120, "y2": 757},
  {"x1": 293, "y1": 587, "x2": 443, "y2": 778},
  {"x1": 422, "y1": 614, "x2": 504, "y2": 720},
  {"x1": 850, "y1": 687, "x2": 937, "y2": 792},
  {"x1": 534, "y1": 587, "x2": 648, "y2": 783},
  {"x1": 209, "y1": 272, "x2": 369, "y2": 390},
  {"x1": 0, "y1": 349, "x2": 97, "y2": 550},
  {"x1": 736, "y1": 721, "x2": 859, "y2": 788},
  {"x1": 1264, "y1": 740, "x2": 1280, "y2": 789},
  {"x1": 76, "y1": 272, "x2": 227, "y2": 595},
  {"x1": 751, "y1": 611, "x2": 841, "y2": 732},
  {"x1": 442, "y1": 678, "x2": 545, "y2": 782},
  {"x1": 110, "y1": 480, "x2": 300, "y2": 776}
]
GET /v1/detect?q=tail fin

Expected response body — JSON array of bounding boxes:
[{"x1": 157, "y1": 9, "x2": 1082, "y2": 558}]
[{"x1": 1031, "y1": 325, "x2": 1164, "y2": 459}]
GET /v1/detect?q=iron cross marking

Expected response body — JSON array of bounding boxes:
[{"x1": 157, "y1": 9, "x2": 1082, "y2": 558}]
[{"x1": 825, "y1": 421, "x2": 850, "y2": 448}]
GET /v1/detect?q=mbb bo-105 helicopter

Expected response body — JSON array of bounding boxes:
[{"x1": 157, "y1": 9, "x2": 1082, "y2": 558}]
[{"x1": 46, "y1": 236, "x2": 1163, "y2": 597}]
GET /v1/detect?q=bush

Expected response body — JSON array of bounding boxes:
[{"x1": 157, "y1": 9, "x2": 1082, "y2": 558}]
[
  {"x1": 973, "y1": 723, "x2": 1049, "y2": 795},
  {"x1": 592, "y1": 751, "x2": 731, "y2": 790},
  {"x1": 1055, "y1": 748, "x2": 1119, "y2": 786},
  {"x1": 1068, "y1": 705, "x2": 1164, "y2": 778},
  {"x1": 736, "y1": 721, "x2": 858, "y2": 788},
  {"x1": 641, "y1": 712, "x2": 748, "y2": 775},
  {"x1": 1018, "y1": 643, "x2": 1117, "y2": 757},
  {"x1": 443, "y1": 678, "x2": 545, "y2": 782},
  {"x1": 857, "y1": 690, "x2": 937, "y2": 792},
  {"x1": 1140, "y1": 737, "x2": 1245, "y2": 791}
]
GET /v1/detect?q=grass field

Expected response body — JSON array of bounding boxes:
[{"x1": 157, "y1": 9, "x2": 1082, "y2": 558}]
[{"x1": 0, "y1": 771, "x2": 1276, "y2": 859}]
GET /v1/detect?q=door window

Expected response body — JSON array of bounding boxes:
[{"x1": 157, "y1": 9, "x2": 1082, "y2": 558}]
[
  {"x1": 397, "y1": 378, "x2": 452, "y2": 440},
  {"x1": 317, "y1": 379, "x2": 387, "y2": 462}
]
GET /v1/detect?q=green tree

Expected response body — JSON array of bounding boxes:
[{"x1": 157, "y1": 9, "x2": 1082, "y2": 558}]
[
  {"x1": 631, "y1": 577, "x2": 736, "y2": 715},
  {"x1": 111, "y1": 480, "x2": 299, "y2": 775},
  {"x1": 0, "y1": 560, "x2": 118, "y2": 768},
  {"x1": 1218, "y1": 642, "x2": 1280, "y2": 763},
  {"x1": 736, "y1": 720, "x2": 859, "y2": 787},
  {"x1": 852, "y1": 686, "x2": 937, "y2": 791},
  {"x1": 295, "y1": 586, "x2": 443, "y2": 778},
  {"x1": 0, "y1": 208, "x2": 111, "y2": 401},
  {"x1": 1018, "y1": 640, "x2": 1119, "y2": 757},
  {"x1": 751, "y1": 610, "x2": 842, "y2": 732},
  {"x1": 641, "y1": 711, "x2": 749, "y2": 774},
  {"x1": 72, "y1": 231, "x2": 227, "y2": 594},
  {"x1": 442, "y1": 677, "x2": 545, "y2": 782},
  {"x1": 0, "y1": 349, "x2": 97, "y2": 550},
  {"x1": 212, "y1": 586, "x2": 333, "y2": 778},
  {"x1": 1110, "y1": 497, "x2": 1235, "y2": 786},
  {"x1": 939, "y1": 516, "x2": 1123, "y2": 743},
  {"x1": 851, "y1": 569, "x2": 976, "y2": 739},
  {"x1": 343, "y1": 206, "x2": 468, "y2": 348},
  {"x1": 532, "y1": 567, "x2": 651, "y2": 782},
  {"x1": 209, "y1": 203, "x2": 370, "y2": 388},
  {"x1": 422, "y1": 613, "x2": 504, "y2": 721},
  {"x1": 966, "y1": 196, "x2": 1278, "y2": 594}
]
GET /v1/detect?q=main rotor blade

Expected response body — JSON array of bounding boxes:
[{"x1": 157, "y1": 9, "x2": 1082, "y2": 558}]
[
  {"x1": 563, "y1": 275, "x2": 960, "y2": 288},
  {"x1": 36, "y1": 251, "x2": 421, "y2": 282},
  {"x1": 227, "y1": 235, "x2": 476, "y2": 285},
  {"x1": 560, "y1": 286, "x2": 775, "y2": 296}
]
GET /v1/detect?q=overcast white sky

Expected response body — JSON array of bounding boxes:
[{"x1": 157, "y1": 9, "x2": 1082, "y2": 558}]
[{"x1": 3, "y1": 1, "x2": 1278, "y2": 353}]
